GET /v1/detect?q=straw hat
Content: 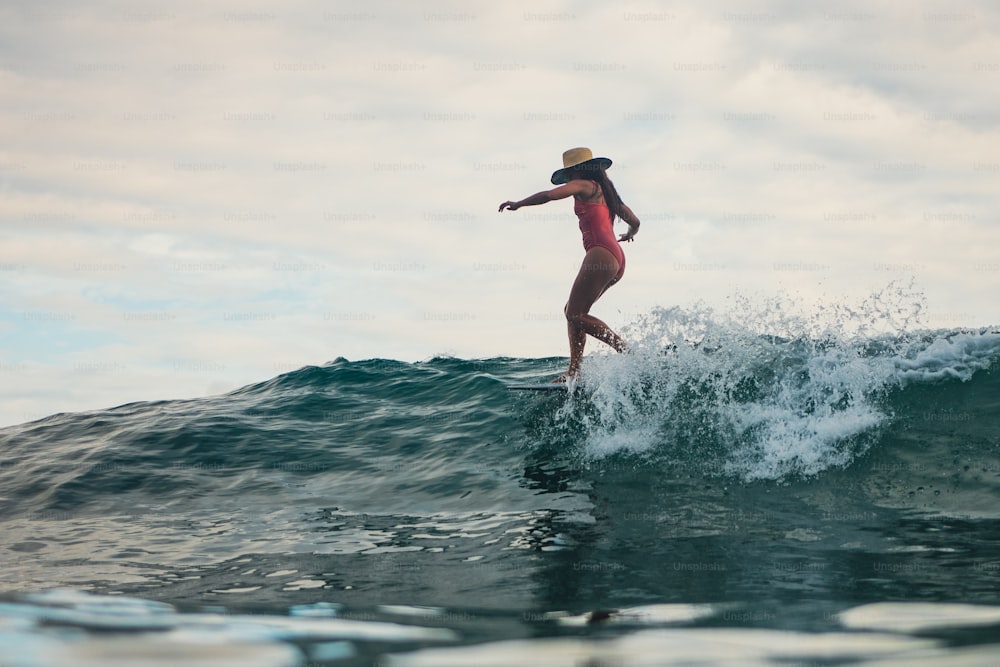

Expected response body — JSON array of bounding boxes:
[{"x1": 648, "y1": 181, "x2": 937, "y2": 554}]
[{"x1": 550, "y1": 147, "x2": 612, "y2": 184}]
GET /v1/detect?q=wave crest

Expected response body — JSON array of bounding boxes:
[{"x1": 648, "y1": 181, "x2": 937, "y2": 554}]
[{"x1": 545, "y1": 283, "x2": 998, "y2": 481}]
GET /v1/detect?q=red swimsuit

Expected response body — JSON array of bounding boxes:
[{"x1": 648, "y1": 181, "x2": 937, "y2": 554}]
[{"x1": 575, "y1": 198, "x2": 625, "y2": 283}]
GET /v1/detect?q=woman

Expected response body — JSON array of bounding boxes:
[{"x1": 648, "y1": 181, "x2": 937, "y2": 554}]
[{"x1": 499, "y1": 147, "x2": 640, "y2": 382}]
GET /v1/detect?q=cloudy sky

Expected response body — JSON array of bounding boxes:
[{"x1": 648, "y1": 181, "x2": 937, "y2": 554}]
[{"x1": 2, "y1": 0, "x2": 998, "y2": 425}]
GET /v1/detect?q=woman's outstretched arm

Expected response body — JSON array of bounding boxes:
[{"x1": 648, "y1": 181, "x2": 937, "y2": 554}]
[{"x1": 498, "y1": 181, "x2": 590, "y2": 212}]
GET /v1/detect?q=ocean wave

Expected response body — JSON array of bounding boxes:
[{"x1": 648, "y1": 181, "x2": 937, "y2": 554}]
[
  {"x1": 537, "y1": 285, "x2": 999, "y2": 482},
  {"x1": 1, "y1": 291, "x2": 997, "y2": 518}
]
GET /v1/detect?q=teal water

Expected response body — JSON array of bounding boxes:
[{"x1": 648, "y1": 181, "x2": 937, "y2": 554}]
[{"x1": 1, "y1": 302, "x2": 999, "y2": 665}]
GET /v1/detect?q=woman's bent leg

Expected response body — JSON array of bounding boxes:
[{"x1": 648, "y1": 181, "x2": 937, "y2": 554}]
[
  {"x1": 561, "y1": 247, "x2": 626, "y2": 379},
  {"x1": 574, "y1": 313, "x2": 627, "y2": 351}
]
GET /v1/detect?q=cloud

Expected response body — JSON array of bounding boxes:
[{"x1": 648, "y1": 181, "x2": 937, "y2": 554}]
[{"x1": 1, "y1": 0, "x2": 998, "y2": 425}]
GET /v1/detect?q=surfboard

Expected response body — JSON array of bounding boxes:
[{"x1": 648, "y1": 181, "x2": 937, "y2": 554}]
[{"x1": 507, "y1": 383, "x2": 570, "y2": 392}]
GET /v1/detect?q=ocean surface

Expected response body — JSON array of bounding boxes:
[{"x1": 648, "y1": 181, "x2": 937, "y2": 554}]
[{"x1": 2, "y1": 296, "x2": 1000, "y2": 666}]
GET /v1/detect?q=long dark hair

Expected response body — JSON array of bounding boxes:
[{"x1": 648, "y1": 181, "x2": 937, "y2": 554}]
[{"x1": 569, "y1": 166, "x2": 625, "y2": 224}]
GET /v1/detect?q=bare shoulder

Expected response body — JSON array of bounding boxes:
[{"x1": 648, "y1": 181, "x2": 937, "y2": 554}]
[{"x1": 572, "y1": 180, "x2": 602, "y2": 203}]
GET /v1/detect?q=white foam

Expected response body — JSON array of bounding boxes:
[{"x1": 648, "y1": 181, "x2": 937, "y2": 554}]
[
  {"x1": 556, "y1": 603, "x2": 718, "y2": 627},
  {"x1": 839, "y1": 602, "x2": 1000, "y2": 633},
  {"x1": 0, "y1": 589, "x2": 458, "y2": 649},
  {"x1": 387, "y1": 627, "x2": 938, "y2": 667},
  {"x1": 894, "y1": 331, "x2": 1000, "y2": 382},
  {"x1": 555, "y1": 283, "x2": 998, "y2": 481}
]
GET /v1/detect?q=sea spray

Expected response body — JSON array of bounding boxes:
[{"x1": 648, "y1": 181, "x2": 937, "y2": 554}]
[{"x1": 551, "y1": 282, "x2": 941, "y2": 480}]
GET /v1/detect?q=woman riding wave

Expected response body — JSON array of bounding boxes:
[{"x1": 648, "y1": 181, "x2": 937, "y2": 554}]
[{"x1": 499, "y1": 147, "x2": 640, "y2": 382}]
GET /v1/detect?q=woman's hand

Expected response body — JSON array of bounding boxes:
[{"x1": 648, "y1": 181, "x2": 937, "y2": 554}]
[
  {"x1": 498, "y1": 200, "x2": 521, "y2": 212},
  {"x1": 619, "y1": 226, "x2": 638, "y2": 242},
  {"x1": 619, "y1": 207, "x2": 640, "y2": 242}
]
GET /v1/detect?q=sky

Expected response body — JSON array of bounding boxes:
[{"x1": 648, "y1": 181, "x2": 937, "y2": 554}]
[{"x1": 1, "y1": 0, "x2": 999, "y2": 426}]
